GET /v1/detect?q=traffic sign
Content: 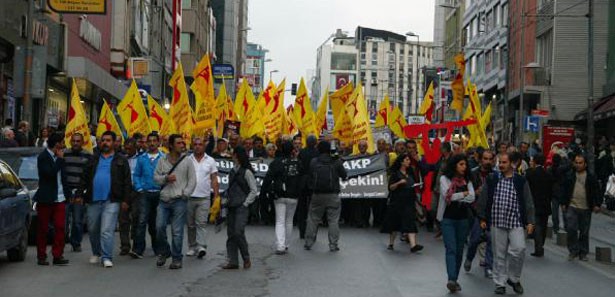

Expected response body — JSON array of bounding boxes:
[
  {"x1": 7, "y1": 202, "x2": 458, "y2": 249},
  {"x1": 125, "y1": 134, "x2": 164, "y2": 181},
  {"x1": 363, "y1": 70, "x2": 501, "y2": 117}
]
[
  {"x1": 212, "y1": 64, "x2": 234, "y2": 79},
  {"x1": 524, "y1": 115, "x2": 540, "y2": 132}
]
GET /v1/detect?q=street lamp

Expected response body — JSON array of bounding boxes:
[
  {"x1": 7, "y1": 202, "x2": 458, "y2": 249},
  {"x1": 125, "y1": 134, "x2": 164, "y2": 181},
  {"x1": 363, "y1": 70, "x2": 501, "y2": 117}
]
[
  {"x1": 269, "y1": 70, "x2": 279, "y2": 81},
  {"x1": 406, "y1": 32, "x2": 420, "y2": 113}
]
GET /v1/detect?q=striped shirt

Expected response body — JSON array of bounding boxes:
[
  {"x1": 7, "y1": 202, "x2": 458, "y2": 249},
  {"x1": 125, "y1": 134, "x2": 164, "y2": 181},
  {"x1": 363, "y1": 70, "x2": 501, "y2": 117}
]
[{"x1": 63, "y1": 149, "x2": 93, "y2": 198}]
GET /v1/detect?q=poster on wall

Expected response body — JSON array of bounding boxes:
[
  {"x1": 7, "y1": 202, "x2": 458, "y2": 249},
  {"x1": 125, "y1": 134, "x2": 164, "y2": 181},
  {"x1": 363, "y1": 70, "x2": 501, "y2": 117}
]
[{"x1": 48, "y1": 0, "x2": 106, "y2": 14}]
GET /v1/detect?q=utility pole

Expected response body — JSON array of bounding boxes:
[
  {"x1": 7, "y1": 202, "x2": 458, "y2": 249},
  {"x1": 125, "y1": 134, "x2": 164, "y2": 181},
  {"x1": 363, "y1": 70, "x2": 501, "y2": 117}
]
[
  {"x1": 587, "y1": 0, "x2": 595, "y2": 173},
  {"x1": 22, "y1": 0, "x2": 35, "y2": 124},
  {"x1": 518, "y1": 0, "x2": 526, "y2": 145}
]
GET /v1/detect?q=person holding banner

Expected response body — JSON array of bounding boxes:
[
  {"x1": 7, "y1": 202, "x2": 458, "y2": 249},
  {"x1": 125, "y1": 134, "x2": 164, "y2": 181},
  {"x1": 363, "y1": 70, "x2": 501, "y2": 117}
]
[
  {"x1": 381, "y1": 154, "x2": 424, "y2": 253},
  {"x1": 222, "y1": 146, "x2": 258, "y2": 269},
  {"x1": 437, "y1": 154, "x2": 475, "y2": 293}
]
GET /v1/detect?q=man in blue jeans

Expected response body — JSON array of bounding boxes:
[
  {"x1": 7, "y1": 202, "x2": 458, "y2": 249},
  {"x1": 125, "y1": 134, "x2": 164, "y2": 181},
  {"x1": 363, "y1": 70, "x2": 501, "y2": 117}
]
[
  {"x1": 130, "y1": 132, "x2": 164, "y2": 259},
  {"x1": 63, "y1": 133, "x2": 92, "y2": 252},
  {"x1": 154, "y1": 134, "x2": 196, "y2": 269},
  {"x1": 85, "y1": 131, "x2": 132, "y2": 268}
]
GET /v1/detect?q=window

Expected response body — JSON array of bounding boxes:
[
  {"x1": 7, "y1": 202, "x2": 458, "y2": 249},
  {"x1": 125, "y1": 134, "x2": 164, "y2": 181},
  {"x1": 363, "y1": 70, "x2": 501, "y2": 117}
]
[
  {"x1": 390, "y1": 42, "x2": 395, "y2": 51},
  {"x1": 182, "y1": 0, "x2": 192, "y2": 8},
  {"x1": 485, "y1": 50, "x2": 492, "y2": 73},
  {"x1": 486, "y1": 10, "x2": 493, "y2": 33},
  {"x1": 0, "y1": 163, "x2": 21, "y2": 190},
  {"x1": 360, "y1": 53, "x2": 366, "y2": 61},
  {"x1": 502, "y1": 4, "x2": 508, "y2": 26},
  {"x1": 372, "y1": 44, "x2": 378, "y2": 53},
  {"x1": 180, "y1": 33, "x2": 191, "y2": 53},
  {"x1": 331, "y1": 53, "x2": 357, "y2": 71}
]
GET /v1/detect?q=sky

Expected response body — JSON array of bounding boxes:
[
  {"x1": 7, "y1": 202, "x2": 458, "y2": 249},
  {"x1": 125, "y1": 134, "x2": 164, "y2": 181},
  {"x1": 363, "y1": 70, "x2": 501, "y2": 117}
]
[{"x1": 248, "y1": 0, "x2": 435, "y2": 93}]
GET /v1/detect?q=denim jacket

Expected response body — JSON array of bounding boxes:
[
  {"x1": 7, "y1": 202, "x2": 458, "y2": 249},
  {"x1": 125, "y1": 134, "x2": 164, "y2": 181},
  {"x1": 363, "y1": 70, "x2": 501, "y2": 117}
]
[{"x1": 133, "y1": 151, "x2": 165, "y2": 192}]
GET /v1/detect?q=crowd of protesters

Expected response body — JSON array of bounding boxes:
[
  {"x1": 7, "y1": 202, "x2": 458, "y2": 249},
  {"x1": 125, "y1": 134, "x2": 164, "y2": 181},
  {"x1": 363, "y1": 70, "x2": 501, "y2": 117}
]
[{"x1": 24, "y1": 123, "x2": 613, "y2": 295}]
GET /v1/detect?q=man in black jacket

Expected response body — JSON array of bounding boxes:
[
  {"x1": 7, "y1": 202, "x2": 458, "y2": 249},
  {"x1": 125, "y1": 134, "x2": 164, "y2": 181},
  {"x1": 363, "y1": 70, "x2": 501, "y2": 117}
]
[
  {"x1": 525, "y1": 153, "x2": 554, "y2": 257},
  {"x1": 84, "y1": 131, "x2": 132, "y2": 268},
  {"x1": 562, "y1": 154, "x2": 602, "y2": 261},
  {"x1": 304, "y1": 140, "x2": 347, "y2": 252},
  {"x1": 33, "y1": 133, "x2": 70, "y2": 266},
  {"x1": 296, "y1": 134, "x2": 319, "y2": 238}
]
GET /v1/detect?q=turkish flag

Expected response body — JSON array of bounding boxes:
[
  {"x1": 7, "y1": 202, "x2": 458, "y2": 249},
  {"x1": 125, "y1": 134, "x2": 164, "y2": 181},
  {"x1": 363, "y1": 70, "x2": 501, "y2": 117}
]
[{"x1": 336, "y1": 74, "x2": 349, "y2": 90}]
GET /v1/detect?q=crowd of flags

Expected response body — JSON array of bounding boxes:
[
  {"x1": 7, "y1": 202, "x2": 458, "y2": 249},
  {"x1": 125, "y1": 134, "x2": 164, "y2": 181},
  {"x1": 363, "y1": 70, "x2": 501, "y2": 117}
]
[{"x1": 63, "y1": 52, "x2": 493, "y2": 153}]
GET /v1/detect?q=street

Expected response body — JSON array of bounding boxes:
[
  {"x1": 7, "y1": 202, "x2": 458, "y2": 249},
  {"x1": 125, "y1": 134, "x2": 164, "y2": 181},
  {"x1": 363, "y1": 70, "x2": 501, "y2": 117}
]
[{"x1": 1, "y1": 223, "x2": 614, "y2": 297}]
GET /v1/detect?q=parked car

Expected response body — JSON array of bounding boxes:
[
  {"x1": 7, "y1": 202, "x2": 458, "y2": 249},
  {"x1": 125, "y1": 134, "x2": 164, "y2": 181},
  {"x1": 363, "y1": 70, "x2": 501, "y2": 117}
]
[
  {"x1": 0, "y1": 158, "x2": 32, "y2": 262},
  {"x1": 0, "y1": 147, "x2": 44, "y2": 245}
]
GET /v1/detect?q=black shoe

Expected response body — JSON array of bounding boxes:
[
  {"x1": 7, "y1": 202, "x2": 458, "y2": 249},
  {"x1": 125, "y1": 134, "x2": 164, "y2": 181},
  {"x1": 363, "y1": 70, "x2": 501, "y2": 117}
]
[
  {"x1": 387, "y1": 244, "x2": 394, "y2": 250},
  {"x1": 275, "y1": 250, "x2": 287, "y2": 255},
  {"x1": 222, "y1": 263, "x2": 239, "y2": 269},
  {"x1": 507, "y1": 279, "x2": 524, "y2": 294},
  {"x1": 531, "y1": 252, "x2": 544, "y2": 257},
  {"x1": 169, "y1": 260, "x2": 182, "y2": 269},
  {"x1": 329, "y1": 246, "x2": 340, "y2": 252},
  {"x1": 446, "y1": 281, "x2": 458, "y2": 293},
  {"x1": 197, "y1": 248, "x2": 207, "y2": 259},
  {"x1": 37, "y1": 258, "x2": 50, "y2": 266},
  {"x1": 463, "y1": 259, "x2": 472, "y2": 272},
  {"x1": 455, "y1": 282, "x2": 462, "y2": 292},
  {"x1": 129, "y1": 251, "x2": 143, "y2": 259},
  {"x1": 243, "y1": 259, "x2": 252, "y2": 269},
  {"x1": 72, "y1": 246, "x2": 82, "y2": 252},
  {"x1": 579, "y1": 254, "x2": 589, "y2": 261},
  {"x1": 410, "y1": 244, "x2": 424, "y2": 253},
  {"x1": 119, "y1": 249, "x2": 130, "y2": 256},
  {"x1": 303, "y1": 244, "x2": 311, "y2": 251},
  {"x1": 156, "y1": 255, "x2": 168, "y2": 267},
  {"x1": 52, "y1": 257, "x2": 69, "y2": 266},
  {"x1": 495, "y1": 286, "x2": 506, "y2": 295}
]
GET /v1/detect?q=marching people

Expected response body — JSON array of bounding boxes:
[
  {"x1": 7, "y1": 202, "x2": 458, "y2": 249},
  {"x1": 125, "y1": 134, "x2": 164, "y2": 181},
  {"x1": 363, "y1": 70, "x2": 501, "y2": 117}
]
[
  {"x1": 525, "y1": 153, "x2": 554, "y2": 257},
  {"x1": 63, "y1": 133, "x2": 93, "y2": 253},
  {"x1": 222, "y1": 146, "x2": 258, "y2": 269},
  {"x1": 119, "y1": 138, "x2": 140, "y2": 255},
  {"x1": 465, "y1": 150, "x2": 495, "y2": 277},
  {"x1": 186, "y1": 136, "x2": 219, "y2": 259},
  {"x1": 381, "y1": 153, "x2": 424, "y2": 253},
  {"x1": 438, "y1": 154, "x2": 475, "y2": 293},
  {"x1": 154, "y1": 134, "x2": 197, "y2": 269},
  {"x1": 478, "y1": 152, "x2": 535, "y2": 295},
  {"x1": 85, "y1": 131, "x2": 132, "y2": 268},
  {"x1": 34, "y1": 133, "x2": 70, "y2": 266},
  {"x1": 297, "y1": 135, "x2": 319, "y2": 239},
  {"x1": 130, "y1": 132, "x2": 165, "y2": 259},
  {"x1": 304, "y1": 140, "x2": 348, "y2": 252},
  {"x1": 261, "y1": 141, "x2": 303, "y2": 254},
  {"x1": 562, "y1": 154, "x2": 602, "y2": 261},
  {"x1": 260, "y1": 142, "x2": 278, "y2": 225}
]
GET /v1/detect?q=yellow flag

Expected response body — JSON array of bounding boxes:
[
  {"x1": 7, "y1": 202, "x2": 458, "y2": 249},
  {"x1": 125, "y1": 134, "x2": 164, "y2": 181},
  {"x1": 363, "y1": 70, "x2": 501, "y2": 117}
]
[
  {"x1": 234, "y1": 79, "x2": 255, "y2": 122},
  {"x1": 332, "y1": 104, "x2": 353, "y2": 145},
  {"x1": 388, "y1": 106, "x2": 407, "y2": 139},
  {"x1": 262, "y1": 80, "x2": 283, "y2": 142},
  {"x1": 215, "y1": 82, "x2": 230, "y2": 138},
  {"x1": 451, "y1": 53, "x2": 466, "y2": 112},
  {"x1": 117, "y1": 80, "x2": 152, "y2": 138},
  {"x1": 169, "y1": 62, "x2": 193, "y2": 144},
  {"x1": 65, "y1": 79, "x2": 93, "y2": 152},
  {"x1": 292, "y1": 78, "x2": 317, "y2": 137},
  {"x1": 345, "y1": 84, "x2": 375, "y2": 154},
  {"x1": 481, "y1": 101, "x2": 492, "y2": 128},
  {"x1": 375, "y1": 94, "x2": 391, "y2": 128},
  {"x1": 467, "y1": 81, "x2": 482, "y2": 118},
  {"x1": 147, "y1": 96, "x2": 169, "y2": 133},
  {"x1": 191, "y1": 53, "x2": 216, "y2": 137},
  {"x1": 315, "y1": 88, "x2": 329, "y2": 134},
  {"x1": 330, "y1": 82, "x2": 354, "y2": 125},
  {"x1": 96, "y1": 99, "x2": 123, "y2": 142},
  {"x1": 419, "y1": 82, "x2": 435, "y2": 123},
  {"x1": 245, "y1": 90, "x2": 266, "y2": 139},
  {"x1": 282, "y1": 105, "x2": 298, "y2": 136}
]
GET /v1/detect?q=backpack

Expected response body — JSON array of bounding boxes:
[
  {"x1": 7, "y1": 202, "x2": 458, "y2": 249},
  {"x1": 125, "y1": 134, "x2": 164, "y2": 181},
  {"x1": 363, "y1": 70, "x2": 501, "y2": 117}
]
[
  {"x1": 312, "y1": 159, "x2": 336, "y2": 193},
  {"x1": 226, "y1": 167, "x2": 251, "y2": 208}
]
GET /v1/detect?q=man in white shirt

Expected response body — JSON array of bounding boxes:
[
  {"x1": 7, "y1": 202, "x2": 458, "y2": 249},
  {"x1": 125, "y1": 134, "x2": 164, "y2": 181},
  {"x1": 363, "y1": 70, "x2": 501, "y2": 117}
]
[{"x1": 187, "y1": 136, "x2": 219, "y2": 259}]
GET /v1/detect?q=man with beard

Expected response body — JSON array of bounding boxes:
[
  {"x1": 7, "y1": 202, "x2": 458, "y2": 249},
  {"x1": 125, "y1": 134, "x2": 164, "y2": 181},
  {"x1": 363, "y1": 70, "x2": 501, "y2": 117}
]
[{"x1": 85, "y1": 131, "x2": 132, "y2": 268}]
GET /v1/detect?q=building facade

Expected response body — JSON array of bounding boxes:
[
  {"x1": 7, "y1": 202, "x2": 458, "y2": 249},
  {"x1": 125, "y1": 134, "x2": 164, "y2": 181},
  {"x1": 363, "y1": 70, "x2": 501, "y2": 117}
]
[
  {"x1": 245, "y1": 43, "x2": 267, "y2": 95},
  {"x1": 181, "y1": 0, "x2": 216, "y2": 81}
]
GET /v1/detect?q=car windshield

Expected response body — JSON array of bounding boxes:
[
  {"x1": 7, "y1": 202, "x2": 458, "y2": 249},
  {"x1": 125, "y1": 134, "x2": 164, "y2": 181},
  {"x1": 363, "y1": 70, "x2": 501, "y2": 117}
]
[{"x1": 18, "y1": 156, "x2": 38, "y2": 181}]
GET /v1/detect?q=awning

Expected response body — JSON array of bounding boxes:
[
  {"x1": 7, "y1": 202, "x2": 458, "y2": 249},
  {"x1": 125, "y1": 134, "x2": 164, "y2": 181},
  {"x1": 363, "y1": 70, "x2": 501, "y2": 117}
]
[
  {"x1": 574, "y1": 93, "x2": 615, "y2": 121},
  {"x1": 67, "y1": 56, "x2": 127, "y2": 100}
]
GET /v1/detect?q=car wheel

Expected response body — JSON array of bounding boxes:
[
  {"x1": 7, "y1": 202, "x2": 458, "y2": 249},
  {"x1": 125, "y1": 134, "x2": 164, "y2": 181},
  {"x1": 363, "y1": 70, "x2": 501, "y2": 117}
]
[{"x1": 7, "y1": 226, "x2": 28, "y2": 262}]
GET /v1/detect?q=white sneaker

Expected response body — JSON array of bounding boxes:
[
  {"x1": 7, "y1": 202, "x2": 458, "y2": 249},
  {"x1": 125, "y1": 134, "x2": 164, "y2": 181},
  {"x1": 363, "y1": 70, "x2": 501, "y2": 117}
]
[
  {"x1": 89, "y1": 256, "x2": 100, "y2": 264},
  {"x1": 186, "y1": 249, "x2": 196, "y2": 256},
  {"x1": 103, "y1": 259, "x2": 113, "y2": 268}
]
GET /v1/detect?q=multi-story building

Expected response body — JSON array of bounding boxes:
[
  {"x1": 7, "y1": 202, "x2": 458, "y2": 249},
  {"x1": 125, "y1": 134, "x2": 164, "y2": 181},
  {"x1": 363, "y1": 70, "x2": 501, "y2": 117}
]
[
  {"x1": 442, "y1": 0, "x2": 465, "y2": 70},
  {"x1": 313, "y1": 27, "x2": 434, "y2": 119},
  {"x1": 181, "y1": 0, "x2": 216, "y2": 81},
  {"x1": 212, "y1": 0, "x2": 249, "y2": 98},
  {"x1": 594, "y1": 0, "x2": 615, "y2": 138},
  {"x1": 433, "y1": 0, "x2": 450, "y2": 67},
  {"x1": 245, "y1": 43, "x2": 268, "y2": 95},
  {"x1": 462, "y1": 0, "x2": 509, "y2": 140},
  {"x1": 516, "y1": 0, "x2": 609, "y2": 141}
]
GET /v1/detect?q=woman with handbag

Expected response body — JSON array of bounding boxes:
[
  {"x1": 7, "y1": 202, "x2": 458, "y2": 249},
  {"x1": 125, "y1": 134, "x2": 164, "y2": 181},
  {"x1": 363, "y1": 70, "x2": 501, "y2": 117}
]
[
  {"x1": 222, "y1": 146, "x2": 258, "y2": 269},
  {"x1": 261, "y1": 141, "x2": 303, "y2": 255},
  {"x1": 437, "y1": 154, "x2": 475, "y2": 293},
  {"x1": 380, "y1": 154, "x2": 424, "y2": 253}
]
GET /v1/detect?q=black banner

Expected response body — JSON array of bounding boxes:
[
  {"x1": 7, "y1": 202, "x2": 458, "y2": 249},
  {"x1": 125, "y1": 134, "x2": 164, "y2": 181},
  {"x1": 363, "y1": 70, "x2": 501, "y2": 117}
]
[{"x1": 214, "y1": 154, "x2": 389, "y2": 199}]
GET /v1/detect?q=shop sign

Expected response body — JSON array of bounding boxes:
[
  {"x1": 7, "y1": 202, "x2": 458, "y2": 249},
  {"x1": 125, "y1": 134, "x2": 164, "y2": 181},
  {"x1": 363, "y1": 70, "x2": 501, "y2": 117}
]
[
  {"x1": 79, "y1": 16, "x2": 102, "y2": 51},
  {"x1": 48, "y1": 0, "x2": 106, "y2": 14},
  {"x1": 32, "y1": 20, "x2": 49, "y2": 46}
]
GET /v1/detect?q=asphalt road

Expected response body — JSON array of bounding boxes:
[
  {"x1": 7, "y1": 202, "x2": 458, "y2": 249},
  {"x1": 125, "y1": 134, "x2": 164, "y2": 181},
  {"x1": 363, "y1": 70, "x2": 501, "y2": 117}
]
[{"x1": 1, "y1": 225, "x2": 614, "y2": 297}]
